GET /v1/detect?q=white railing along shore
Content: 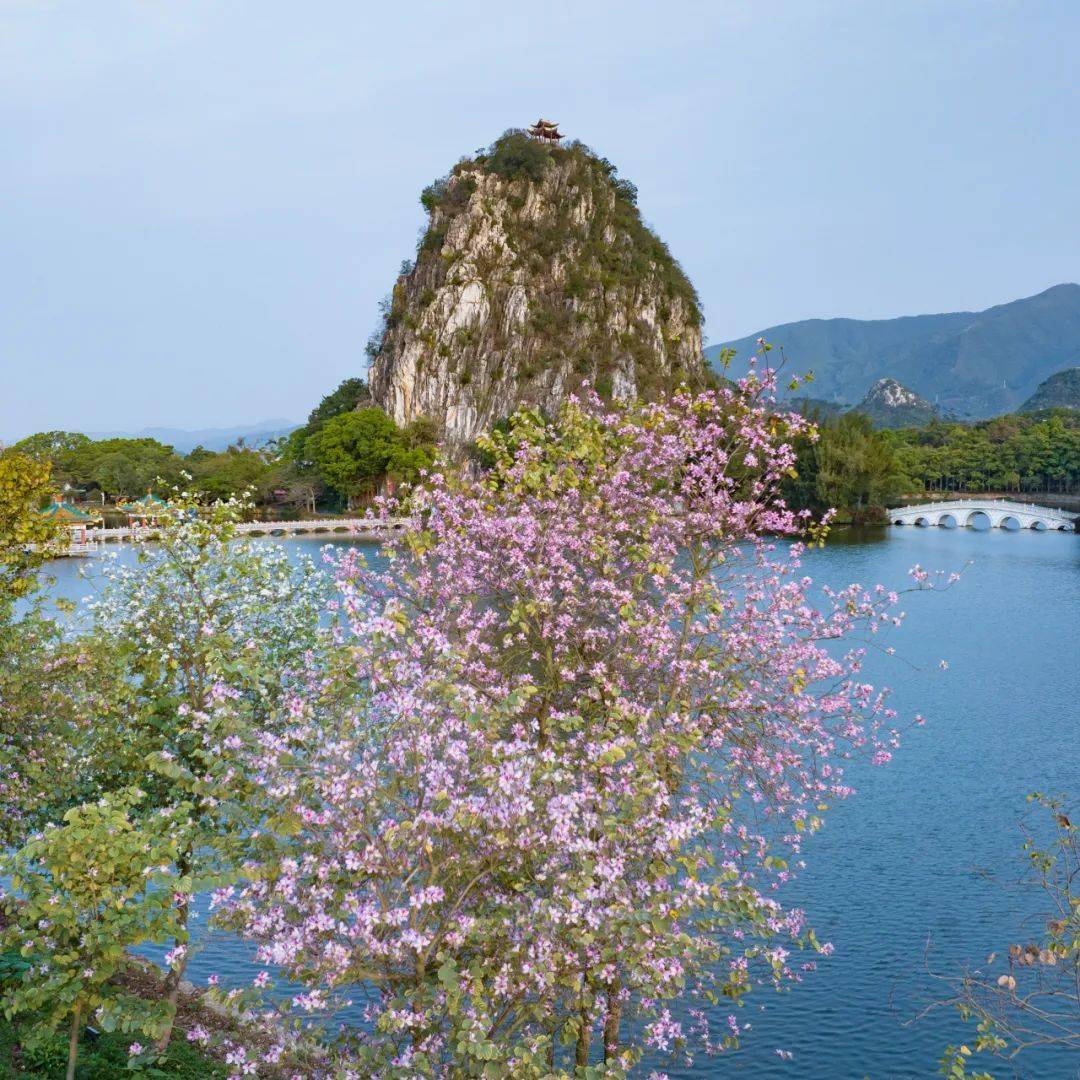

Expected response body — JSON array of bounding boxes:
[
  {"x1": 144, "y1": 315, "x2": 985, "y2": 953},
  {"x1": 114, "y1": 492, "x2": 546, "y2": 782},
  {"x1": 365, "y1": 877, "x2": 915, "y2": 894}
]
[{"x1": 55, "y1": 517, "x2": 412, "y2": 556}]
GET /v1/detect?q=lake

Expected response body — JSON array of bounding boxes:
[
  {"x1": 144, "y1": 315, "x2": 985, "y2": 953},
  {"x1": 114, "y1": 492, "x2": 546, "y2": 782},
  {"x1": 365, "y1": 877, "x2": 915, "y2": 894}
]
[{"x1": 42, "y1": 527, "x2": 1080, "y2": 1078}]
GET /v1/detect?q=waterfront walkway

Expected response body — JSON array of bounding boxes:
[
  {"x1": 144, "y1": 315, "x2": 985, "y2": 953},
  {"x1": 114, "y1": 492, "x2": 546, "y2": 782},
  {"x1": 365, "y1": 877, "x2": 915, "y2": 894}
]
[{"x1": 62, "y1": 517, "x2": 410, "y2": 556}]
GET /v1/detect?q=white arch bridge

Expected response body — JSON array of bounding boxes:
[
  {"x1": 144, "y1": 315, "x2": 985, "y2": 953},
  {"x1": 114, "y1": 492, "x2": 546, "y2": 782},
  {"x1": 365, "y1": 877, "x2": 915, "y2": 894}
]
[{"x1": 888, "y1": 499, "x2": 1077, "y2": 532}]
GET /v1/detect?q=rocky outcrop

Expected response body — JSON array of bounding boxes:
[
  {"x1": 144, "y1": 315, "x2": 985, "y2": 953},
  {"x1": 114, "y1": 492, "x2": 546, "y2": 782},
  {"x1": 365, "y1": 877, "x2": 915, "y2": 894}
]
[
  {"x1": 856, "y1": 378, "x2": 937, "y2": 428},
  {"x1": 368, "y1": 133, "x2": 705, "y2": 445}
]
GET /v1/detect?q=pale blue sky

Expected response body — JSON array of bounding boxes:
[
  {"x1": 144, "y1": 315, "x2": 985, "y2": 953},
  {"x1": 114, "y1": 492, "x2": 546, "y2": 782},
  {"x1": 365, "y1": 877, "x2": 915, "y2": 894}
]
[{"x1": 2, "y1": 0, "x2": 1077, "y2": 438}]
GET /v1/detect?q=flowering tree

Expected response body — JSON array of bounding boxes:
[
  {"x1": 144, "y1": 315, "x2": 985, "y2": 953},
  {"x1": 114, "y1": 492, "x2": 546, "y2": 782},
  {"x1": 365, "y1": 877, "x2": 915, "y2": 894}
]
[
  {"x1": 84, "y1": 492, "x2": 334, "y2": 1050},
  {"x1": 224, "y1": 377, "x2": 920, "y2": 1077},
  {"x1": 0, "y1": 792, "x2": 182, "y2": 1080}
]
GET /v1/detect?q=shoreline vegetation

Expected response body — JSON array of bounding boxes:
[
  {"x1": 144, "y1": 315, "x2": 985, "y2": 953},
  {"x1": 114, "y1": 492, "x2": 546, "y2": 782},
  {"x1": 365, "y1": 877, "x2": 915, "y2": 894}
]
[
  {"x1": 0, "y1": 943, "x2": 225, "y2": 1078},
  {"x1": 4, "y1": 376, "x2": 1078, "y2": 530}
]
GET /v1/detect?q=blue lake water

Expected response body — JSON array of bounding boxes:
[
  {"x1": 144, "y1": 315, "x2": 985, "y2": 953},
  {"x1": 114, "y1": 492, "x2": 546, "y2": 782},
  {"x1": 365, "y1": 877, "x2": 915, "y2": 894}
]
[{"x1": 42, "y1": 528, "x2": 1080, "y2": 1078}]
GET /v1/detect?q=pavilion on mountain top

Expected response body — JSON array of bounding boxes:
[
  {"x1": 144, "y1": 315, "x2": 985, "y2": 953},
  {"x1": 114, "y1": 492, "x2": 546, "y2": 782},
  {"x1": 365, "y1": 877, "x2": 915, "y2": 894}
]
[{"x1": 528, "y1": 118, "x2": 563, "y2": 144}]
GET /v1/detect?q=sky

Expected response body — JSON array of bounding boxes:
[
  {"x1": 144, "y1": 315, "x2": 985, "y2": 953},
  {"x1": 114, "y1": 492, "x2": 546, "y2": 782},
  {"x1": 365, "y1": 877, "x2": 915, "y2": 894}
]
[{"x1": 2, "y1": 0, "x2": 1077, "y2": 439}]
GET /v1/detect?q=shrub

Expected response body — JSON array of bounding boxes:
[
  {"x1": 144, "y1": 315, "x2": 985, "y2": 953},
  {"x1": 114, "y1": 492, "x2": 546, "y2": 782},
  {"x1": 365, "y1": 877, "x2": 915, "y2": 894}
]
[
  {"x1": 0, "y1": 793, "x2": 182, "y2": 1079},
  {"x1": 420, "y1": 175, "x2": 449, "y2": 213},
  {"x1": 487, "y1": 131, "x2": 551, "y2": 182}
]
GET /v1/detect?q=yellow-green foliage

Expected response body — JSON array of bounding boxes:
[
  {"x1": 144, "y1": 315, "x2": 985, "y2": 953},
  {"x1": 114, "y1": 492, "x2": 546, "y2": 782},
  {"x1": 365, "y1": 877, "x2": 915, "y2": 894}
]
[
  {"x1": 0, "y1": 454, "x2": 58, "y2": 606},
  {"x1": 1, "y1": 792, "x2": 183, "y2": 1071}
]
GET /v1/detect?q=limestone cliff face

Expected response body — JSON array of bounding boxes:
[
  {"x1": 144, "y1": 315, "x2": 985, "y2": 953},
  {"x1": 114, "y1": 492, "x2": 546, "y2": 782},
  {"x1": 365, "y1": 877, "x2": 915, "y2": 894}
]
[{"x1": 368, "y1": 135, "x2": 705, "y2": 445}]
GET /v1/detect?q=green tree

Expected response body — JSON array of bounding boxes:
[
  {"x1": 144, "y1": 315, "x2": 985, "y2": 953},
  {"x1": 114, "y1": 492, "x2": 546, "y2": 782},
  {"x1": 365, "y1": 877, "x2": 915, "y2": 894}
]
[
  {"x1": 186, "y1": 446, "x2": 276, "y2": 503},
  {"x1": 89, "y1": 451, "x2": 143, "y2": 501},
  {"x1": 0, "y1": 453, "x2": 99, "y2": 846},
  {"x1": 304, "y1": 377, "x2": 371, "y2": 431},
  {"x1": 387, "y1": 417, "x2": 437, "y2": 483},
  {"x1": 810, "y1": 412, "x2": 909, "y2": 516},
  {"x1": 58, "y1": 437, "x2": 183, "y2": 501},
  {"x1": 1, "y1": 792, "x2": 182, "y2": 1080},
  {"x1": 285, "y1": 377, "x2": 372, "y2": 465},
  {"x1": 7, "y1": 430, "x2": 91, "y2": 464},
  {"x1": 305, "y1": 408, "x2": 401, "y2": 505},
  {"x1": 0, "y1": 453, "x2": 58, "y2": 607}
]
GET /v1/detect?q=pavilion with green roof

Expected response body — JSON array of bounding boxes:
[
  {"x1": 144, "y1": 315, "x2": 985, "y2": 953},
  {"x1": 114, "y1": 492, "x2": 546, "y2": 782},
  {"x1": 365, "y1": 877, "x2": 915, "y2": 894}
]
[
  {"x1": 38, "y1": 499, "x2": 101, "y2": 525},
  {"x1": 118, "y1": 490, "x2": 169, "y2": 521},
  {"x1": 37, "y1": 499, "x2": 103, "y2": 549}
]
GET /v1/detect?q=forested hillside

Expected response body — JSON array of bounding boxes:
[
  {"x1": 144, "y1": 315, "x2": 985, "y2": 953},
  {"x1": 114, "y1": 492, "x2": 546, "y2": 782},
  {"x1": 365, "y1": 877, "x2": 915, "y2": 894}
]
[{"x1": 710, "y1": 284, "x2": 1080, "y2": 418}]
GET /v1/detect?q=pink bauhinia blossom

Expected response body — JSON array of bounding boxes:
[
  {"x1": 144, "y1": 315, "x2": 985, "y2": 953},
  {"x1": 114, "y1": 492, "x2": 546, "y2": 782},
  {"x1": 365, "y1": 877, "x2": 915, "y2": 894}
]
[{"x1": 221, "y1": 376, "x2": 935, "y2": 1076}]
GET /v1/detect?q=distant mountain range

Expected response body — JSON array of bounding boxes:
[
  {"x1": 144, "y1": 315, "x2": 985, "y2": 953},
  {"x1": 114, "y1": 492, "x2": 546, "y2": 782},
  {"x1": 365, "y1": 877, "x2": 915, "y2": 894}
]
[
  {"x1": 86, "y1": 419, "x2": 299, "y2": 454},
  {"x1": 708, "y1": 283, "x2": 1080, "y2": 418}
]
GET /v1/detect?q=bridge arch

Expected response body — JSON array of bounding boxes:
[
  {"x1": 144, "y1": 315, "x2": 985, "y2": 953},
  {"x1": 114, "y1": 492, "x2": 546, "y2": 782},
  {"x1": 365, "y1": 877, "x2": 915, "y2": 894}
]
[
  {"x1": 937, "y1": 512, "x2": 959, "y2": 528},
  {"x1": 915, "y1": 515, "x2": 932, "y2": 528},
  {"x1": 995, "y1": 515, "x2": 1021, "y2": 531},
  {"x1": 965, "y1": 509, "x2": 991, "y2": 529}
]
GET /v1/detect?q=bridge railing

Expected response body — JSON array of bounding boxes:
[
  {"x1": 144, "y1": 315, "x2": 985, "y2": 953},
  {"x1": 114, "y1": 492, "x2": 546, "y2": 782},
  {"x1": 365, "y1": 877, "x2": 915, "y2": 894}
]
[
  {"x1": 83, "y1": 518, "x2": 413, "y2": 545},
  {"x1": 888, "y1": 499, "x2": 1074, "y2": 521}
]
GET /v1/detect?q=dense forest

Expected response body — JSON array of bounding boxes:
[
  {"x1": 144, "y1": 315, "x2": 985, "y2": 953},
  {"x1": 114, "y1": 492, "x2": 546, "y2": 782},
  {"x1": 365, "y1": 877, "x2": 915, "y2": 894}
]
[
  {"x1": 785, "y1": 407, "x2": 1078, "y2": 521},
  {"x1": 886, "y1": 411, "x2": 1080, "y2": 495}
]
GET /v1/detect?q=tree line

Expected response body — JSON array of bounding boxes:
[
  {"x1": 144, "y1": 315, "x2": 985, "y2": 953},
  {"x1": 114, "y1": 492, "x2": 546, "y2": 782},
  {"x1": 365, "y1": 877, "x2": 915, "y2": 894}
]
[
  {"x1": 887, "y1": 410, "x2": 1080, "y2": 495},
  {"x1": 784, "y1": 407, "x2": 1080, "y2": 520},
  {"x1": 2, "y1": 379, "x2": 436, "y2": 516},
  {"x1": 6, "y1": 379, "x2": 1078, "y2": 525}
]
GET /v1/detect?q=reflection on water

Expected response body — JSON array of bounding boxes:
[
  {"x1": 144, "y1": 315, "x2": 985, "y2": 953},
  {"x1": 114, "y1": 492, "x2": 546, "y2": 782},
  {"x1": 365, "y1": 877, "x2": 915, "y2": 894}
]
[
  {"x1": 821, "y1": 524, "x2": 892, "y2": 546},
  {"x1": 40, "y1": 530, "x2": 1080, "y2": 1078}
]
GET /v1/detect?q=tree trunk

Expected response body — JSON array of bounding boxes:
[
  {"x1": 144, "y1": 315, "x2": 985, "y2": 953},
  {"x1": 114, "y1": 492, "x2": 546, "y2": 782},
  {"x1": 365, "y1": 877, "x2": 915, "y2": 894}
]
[
  {"x1": 545, "y1": 995, "x2": 556, "y2": 1073},
  {"x1": 155, "y1": 852, "x2": 192, "y2": 1052},
  {"x1": 66, "y1": 1003, "x2": 81, "y2": 1080},
  {"x1": 575, "y1": 1005, "x2": 590, "y2": 1071},
  {"x1": 155, "y1": 938, "x2": 189, "y2": 1052},
  {"x1": 603, "y1": 980, "x2": 622, "y2": 1065}
]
